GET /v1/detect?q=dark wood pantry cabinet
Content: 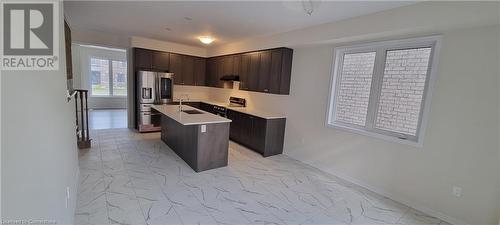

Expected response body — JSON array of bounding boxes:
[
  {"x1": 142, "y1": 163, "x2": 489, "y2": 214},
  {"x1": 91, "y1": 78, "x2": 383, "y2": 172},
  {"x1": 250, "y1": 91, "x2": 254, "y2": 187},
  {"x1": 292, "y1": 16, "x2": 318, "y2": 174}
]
[{"x1": 133, "y1": 47, "x2": 293, "y2": 94}]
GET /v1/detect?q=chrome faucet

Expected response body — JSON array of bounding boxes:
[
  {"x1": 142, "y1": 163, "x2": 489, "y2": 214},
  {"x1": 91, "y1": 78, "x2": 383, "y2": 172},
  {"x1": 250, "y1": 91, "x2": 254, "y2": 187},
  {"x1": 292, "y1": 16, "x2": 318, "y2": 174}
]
[{"x1": 178, "y1": 94, "x2": 190, "y2": 111}]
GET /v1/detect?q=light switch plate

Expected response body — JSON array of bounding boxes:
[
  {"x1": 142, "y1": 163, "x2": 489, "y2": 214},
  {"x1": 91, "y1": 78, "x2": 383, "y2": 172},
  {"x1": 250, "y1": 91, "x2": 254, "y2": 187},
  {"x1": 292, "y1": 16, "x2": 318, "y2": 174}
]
[{"x1": 201, "y1": 125, "x2": 206, "y2": 133}]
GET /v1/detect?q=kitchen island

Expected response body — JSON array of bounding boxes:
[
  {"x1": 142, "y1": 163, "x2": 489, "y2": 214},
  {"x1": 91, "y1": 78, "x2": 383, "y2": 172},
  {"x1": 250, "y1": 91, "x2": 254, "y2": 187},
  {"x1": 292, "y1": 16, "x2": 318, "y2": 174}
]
[{"x1": 151, "y1": 104, "x2": 231, "y2": 172}]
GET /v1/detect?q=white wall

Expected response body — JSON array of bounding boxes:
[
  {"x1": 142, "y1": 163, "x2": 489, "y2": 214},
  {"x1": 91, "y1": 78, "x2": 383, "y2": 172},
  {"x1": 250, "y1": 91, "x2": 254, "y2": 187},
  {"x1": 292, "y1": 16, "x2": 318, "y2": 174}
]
[
  {"x1": 1, "y1": 1, "x2": 79, "y2": 223},
  {"x1": 72, "y1": 44, "x2": 128, "y2": 109},
  {"x1": 207, "y1": 2, "x2": 500, "y2": 225}
]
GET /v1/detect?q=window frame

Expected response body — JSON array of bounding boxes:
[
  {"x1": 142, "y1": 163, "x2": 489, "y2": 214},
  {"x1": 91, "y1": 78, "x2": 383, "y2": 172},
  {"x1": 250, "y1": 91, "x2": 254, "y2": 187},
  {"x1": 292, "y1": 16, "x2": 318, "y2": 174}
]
[
  {"x1": 326, "y1": 36, "x2": 442, "y2": 147},
  {"x1": 89, "y1": 56, "x2": 127, "y2": 98}
]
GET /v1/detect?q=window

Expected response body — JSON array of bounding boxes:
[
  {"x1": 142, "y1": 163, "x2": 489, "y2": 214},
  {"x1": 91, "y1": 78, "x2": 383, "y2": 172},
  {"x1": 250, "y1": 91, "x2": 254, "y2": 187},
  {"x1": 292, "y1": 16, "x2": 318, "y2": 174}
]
[
  {"x1": 90, "y1": 57, "x2": 127, "y2": 97},
  {"x1": 327, "y1": 36, "x2": 441, "y2": 146}
]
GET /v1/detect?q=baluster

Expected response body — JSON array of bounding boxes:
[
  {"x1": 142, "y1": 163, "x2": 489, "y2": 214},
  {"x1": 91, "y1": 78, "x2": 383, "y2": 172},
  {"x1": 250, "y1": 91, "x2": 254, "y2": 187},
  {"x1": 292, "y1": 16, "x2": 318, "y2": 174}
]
[
  {"x1": 79, "y1": 91, "x2": 85, "y2": 142},
  {"x1": 74, "y1": 91, "x2": 79, "y2": 141},
  {"x1": 84, "y1": 91, "x2": 89, "y2": 141}
]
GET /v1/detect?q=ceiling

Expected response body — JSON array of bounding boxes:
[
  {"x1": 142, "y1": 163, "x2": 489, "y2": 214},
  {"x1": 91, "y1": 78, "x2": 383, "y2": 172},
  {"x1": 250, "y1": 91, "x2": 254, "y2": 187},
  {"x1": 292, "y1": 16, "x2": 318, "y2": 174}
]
[{"x1": 64, "y1": 1, "x2": 416, "y2": 47}]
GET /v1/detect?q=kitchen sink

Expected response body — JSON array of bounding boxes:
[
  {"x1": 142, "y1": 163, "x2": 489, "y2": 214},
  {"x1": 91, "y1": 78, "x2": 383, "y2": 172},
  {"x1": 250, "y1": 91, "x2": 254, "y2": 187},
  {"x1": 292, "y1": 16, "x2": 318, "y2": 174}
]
[{"x1": 182, "y1": 109, "x2": 204, "y2": 114}]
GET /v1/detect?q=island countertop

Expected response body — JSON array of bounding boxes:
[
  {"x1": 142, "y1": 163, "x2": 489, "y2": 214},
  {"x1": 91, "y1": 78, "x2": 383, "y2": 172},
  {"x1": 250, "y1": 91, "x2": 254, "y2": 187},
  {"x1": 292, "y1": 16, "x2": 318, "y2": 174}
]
[{"x1": 151, "y1": 104, "x2": 231, "y2": 126}]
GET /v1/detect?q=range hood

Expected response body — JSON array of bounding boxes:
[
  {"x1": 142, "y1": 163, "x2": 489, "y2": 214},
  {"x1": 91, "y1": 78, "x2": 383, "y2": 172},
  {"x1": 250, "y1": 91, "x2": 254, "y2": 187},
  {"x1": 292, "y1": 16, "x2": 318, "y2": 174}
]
[{"x1": 220, "y1": 75, "x2": 240, "y2": 81}]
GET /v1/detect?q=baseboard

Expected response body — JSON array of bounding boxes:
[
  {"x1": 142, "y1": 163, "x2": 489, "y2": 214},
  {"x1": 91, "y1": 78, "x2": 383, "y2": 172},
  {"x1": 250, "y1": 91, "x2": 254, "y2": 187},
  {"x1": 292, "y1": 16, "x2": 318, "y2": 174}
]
[{"x1": 284, "y1": 154, "x2": 469, "y2": 225}]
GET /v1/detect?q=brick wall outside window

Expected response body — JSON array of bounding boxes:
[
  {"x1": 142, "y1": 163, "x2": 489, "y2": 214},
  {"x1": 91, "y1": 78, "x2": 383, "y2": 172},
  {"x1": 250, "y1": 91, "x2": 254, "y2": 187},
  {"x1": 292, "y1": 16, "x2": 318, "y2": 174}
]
[
  {"x1": 335, "y1": 52, "x2": 376, "y2": 126},
  {"x1": 375, "y1": 48, "x2": 432, "y2": 135}
]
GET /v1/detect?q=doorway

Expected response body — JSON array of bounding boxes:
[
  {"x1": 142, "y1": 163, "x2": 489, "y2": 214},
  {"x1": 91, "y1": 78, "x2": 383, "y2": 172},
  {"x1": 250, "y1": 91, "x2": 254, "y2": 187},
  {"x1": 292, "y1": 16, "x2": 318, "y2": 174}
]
[{"x1": 72, "y1": 43, "x2": 128, "y2": 130}]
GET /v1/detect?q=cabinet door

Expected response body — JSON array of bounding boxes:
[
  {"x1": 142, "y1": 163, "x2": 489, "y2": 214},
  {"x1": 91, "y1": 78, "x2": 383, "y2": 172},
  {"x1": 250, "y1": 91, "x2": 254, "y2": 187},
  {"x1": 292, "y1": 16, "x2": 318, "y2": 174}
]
[
  {"x1": 269, "y1": 49, "x2": 283, "y2": 94},
  {"x1": 182, "y1": 55, "x2": 195, "y2": 85},
  {"x1": 248, "y1": 53, "x2": 260, "y2": 91},
  {"x1": 258, "y1": 51, "x2": 271, "y2": 93},
  {"x1": 216, "y1": 57, "x2": 225, "y2": 88},
  {"x1": 226, "y1": 110, "x2": 241, "y2": 141},
  {"x1": 279, "y1": 48, "x2": 293, "y2": 94},
  {"x1": 194, "y1": 57, "x2": 206, "y2": 86},
  {"x1": 152, "y1": 51, "x2": 169, "y2": 71},
  {"x1": 239, "y1": 54, "x2": 250, "y2": 90},
  {"x1": 134, "y1": 48, "x2": 152, "y2": 69},
  {"x1": 233, "y1": 55, "x2": 241, "y2": 76},
  {"x1": 169, "y1": 53, "x2": 183, "y2": 85},
  {"x1": 222, "y1": 55, "x2": 234, "y2": 76},
  {"x1": 205, "y1": 58, "x2": 215, "y2": 87},
  {"x1": 250, "y1": 116, "x2": 266, "y2": 154}
]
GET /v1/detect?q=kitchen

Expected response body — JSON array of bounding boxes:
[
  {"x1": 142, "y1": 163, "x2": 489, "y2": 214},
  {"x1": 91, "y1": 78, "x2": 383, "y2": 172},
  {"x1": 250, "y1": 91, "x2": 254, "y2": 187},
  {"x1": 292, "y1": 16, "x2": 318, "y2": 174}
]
[
  {"x1": 4, "y1": 1, "x2": 493, "y2": 225},
  {"x1": 135, "y1": 47, "x2": 290, "y2": 171}
]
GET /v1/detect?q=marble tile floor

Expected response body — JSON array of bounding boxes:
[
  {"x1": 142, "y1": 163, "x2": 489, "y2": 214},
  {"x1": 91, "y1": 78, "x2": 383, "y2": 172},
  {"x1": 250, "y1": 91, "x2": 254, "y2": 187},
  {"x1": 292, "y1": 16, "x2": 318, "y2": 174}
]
[
  {"x1": 88, "y1": 109, "x2": 128, "y2": 130},
  {"x1": 76, "y1": 128, "x2": 452, "y2": 225}
]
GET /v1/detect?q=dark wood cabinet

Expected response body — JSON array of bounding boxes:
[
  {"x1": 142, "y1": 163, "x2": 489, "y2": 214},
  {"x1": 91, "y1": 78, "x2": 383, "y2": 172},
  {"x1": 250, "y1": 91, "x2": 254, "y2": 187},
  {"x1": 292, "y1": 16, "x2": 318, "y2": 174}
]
[
  {"x1": 134, "y1": 48, "x2": 153, "y2": 69},
  {"x1": 206, "y1": 58, "x2": 217, "y2": 87},
  {"x1": 133, "y1": 47, "x2": 292, "y2": 94},
  {"x1": 239, "y1": 54, "x2": 251, "y2": 90},
  {"x1": 222, "y1": 56, "x2": 234, "y2": 77},
  {"x1": 152, "y1": 51, "x2": 170, "y2": 71},
  {"x1": 215, "y1": 57, "x2": 225, "y2": 87},
  {"x1": 226, "y1": 109, "x2": 285, "y2": 157},
  {"x1": 169, "y1": 53, "x2": 183, "y2": 84},
  {"x1": 194, "y1": 58, "x2": 206, "y2": 86},
  {"x1": 182, "y1": 55, "x2": 195, "y2": 85},
  {"x1": 258, "y1": 51, "x2": 271, "y2": 92},
  {"x1": 269, "y1": 49, "x2": 283, "y2": 93},
  {"x1": 248, "y1": 52, "x2": 261, "y2": 91}
]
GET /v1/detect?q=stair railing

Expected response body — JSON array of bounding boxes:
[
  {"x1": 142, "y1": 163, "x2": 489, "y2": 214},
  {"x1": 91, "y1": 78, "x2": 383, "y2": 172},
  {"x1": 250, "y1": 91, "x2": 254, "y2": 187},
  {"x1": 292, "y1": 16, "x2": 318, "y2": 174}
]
[{"x1": 74, "y1": 89, "x2": 91, "y2": 149}]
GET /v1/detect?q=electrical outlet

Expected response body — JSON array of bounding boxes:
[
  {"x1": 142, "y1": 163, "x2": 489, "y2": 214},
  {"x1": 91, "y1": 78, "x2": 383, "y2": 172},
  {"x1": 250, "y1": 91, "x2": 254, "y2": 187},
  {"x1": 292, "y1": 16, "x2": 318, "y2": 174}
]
[
  {"x1": 201, "y1": 125, "x2": 206, "y2": 133},
  {"x1": 452, "y1": 186, "x2": 462, "y2": 197}
]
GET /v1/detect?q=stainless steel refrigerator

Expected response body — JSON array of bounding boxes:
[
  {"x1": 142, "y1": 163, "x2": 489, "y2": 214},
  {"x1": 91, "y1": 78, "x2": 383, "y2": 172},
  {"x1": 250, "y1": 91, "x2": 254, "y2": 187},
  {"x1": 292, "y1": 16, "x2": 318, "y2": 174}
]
[{"x1": 136, "y1": 71, "x2": 173, "y2": 132}]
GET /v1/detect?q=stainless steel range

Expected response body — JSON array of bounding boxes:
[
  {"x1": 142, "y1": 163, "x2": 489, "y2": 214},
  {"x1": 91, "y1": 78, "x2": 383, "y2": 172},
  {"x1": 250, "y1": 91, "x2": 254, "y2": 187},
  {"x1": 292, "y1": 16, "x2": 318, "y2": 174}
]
[{"x1": 211, "y1": 97, "x2": 246, "y2": 117}]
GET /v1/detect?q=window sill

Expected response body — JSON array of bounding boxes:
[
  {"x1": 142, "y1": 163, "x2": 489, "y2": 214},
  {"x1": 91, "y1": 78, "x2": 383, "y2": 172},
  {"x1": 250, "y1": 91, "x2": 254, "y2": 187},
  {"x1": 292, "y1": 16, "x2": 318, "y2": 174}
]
[{"x1": 326, "y1": 122, "x2": 424, "y2": 148}]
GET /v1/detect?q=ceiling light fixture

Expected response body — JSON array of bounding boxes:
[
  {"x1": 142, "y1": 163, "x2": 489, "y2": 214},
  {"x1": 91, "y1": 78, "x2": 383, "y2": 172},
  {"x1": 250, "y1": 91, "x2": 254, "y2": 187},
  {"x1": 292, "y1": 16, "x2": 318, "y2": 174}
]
[{"x1": 198, "y1": 36, "x2": 214, "y2": 45}]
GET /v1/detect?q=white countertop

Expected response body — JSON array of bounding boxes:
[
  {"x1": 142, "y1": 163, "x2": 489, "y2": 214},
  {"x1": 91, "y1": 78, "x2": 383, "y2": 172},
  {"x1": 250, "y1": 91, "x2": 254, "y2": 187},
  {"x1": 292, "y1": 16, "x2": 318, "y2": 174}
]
[
  {"x1": 202, "y1": 100, "x2": 286, "y2": 119},
  {"x1": 151, "y1": 104, "x2": 231, "y2": 126}
]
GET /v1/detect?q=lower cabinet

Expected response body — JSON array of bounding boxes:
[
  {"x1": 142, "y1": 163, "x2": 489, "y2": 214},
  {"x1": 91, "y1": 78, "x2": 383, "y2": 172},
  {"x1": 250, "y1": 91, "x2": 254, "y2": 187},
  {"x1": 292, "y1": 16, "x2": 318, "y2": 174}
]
[{"x1": 226, "y1": 109, "x2": 285, "y2": 157}]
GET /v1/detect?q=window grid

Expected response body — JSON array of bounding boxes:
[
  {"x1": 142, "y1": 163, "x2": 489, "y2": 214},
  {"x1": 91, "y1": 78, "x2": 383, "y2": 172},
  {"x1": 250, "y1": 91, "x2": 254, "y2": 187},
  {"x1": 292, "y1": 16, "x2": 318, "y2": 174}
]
[
  {"x1": 327, "y1": 36, "x2": 441, "y2": 146},
  {"x1": 90, "y1": 57, "x2": 127, "y2": 97}
]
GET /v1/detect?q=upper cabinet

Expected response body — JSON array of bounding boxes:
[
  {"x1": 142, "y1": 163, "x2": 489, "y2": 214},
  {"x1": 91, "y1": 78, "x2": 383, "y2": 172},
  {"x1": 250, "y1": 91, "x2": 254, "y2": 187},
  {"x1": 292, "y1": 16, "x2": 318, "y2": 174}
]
[
  {"x1": 207, "y1": 48, "x2": 293, "y2": 95},
  {"x1": 181, "y1": 55, "x2": 195, "y2": 85},
  {"x1": 133, "y1": 47, "x2": 293, "y2": 94},
  {"x1": 194, "y1": 57, "x2": 207, "y2": 86},
  {"x1": 134, "y1": 48, "x2": 153, "y2": 69},
  {"x1": 169, "y1": 53, "x2": 183, "y2": 85},
  {"x1": 152, "y1": 51, "x2": 169, "y2": 71}
]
